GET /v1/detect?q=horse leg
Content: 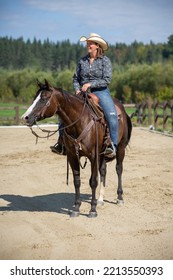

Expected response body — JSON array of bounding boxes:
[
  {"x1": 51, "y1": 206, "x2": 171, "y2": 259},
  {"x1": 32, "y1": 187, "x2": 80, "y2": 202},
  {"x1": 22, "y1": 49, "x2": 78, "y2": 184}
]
[
  {"x1": 88, "y1": 160, "x2": 98, "y2": 218},
  {"x1": 69, "y1": 158, "x2": 81, "y2": 217},
  {"x1": 116, "y1": 147, "x2": 125, "y2": 204},
  {"x1": 97, "y1": 157, "x2": 107, "y2": 206}
]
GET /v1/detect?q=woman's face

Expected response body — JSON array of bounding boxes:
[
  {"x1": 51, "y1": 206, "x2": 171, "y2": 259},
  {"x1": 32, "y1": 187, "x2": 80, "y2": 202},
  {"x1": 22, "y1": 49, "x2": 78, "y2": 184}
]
[{"x1": 86, "y1": 41, "x2": 99, "y2": 54}]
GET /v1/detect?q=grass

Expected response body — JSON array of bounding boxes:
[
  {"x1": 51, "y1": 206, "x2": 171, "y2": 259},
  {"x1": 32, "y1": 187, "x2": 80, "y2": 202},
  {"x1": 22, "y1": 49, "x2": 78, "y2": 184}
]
[
  {"x1": 0, "y1": 103, "x2": 57, "y2": 125},
  {"x1": 0, "y1": 103, "x2": 135, "y2": 126},
  {"x1": 0, "y1": 102, "x2": 172, "y2": 133}
]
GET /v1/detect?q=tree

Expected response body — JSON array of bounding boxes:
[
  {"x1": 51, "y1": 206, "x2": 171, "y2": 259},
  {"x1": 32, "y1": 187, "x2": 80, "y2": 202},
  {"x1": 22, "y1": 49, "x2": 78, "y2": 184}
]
[{"x1": 56, "y1": 69, "x2": 74, "y2": 92}]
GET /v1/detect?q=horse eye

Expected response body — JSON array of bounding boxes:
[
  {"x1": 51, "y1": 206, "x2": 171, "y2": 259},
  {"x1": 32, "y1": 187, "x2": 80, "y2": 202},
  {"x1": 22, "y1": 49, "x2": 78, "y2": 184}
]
[
  {"x1": 41, "y1": 94, "x2": 48, "y2": 101},
  {"x1": 41, "y1": 91, "x2": 51, "y2": 101}
]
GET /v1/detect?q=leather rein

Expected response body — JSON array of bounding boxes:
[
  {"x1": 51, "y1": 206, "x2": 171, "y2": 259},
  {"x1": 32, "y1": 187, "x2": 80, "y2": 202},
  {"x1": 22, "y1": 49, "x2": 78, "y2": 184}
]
[
  {"x1": 29, "y1": 90, "x2": 87, "y2": 144},
  {"x1": 29, "y1": 91, "x2": 102, "y2": 174}
]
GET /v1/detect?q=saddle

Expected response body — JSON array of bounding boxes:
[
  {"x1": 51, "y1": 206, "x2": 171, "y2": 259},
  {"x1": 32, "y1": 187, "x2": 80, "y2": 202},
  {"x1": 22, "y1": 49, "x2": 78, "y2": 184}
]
[
  {"x1": 88, "y1": 93, "x2": 122, "y2": 120},
  {"x1": 87, "y1": 93, "x2": 123, "y2": 147}
]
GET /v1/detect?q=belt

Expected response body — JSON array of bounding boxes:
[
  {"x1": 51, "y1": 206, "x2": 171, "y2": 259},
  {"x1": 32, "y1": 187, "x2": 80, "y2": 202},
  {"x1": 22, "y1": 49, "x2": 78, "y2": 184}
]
[{"x1": 91, "y1": 87, "x2": 107, "y2": 92}]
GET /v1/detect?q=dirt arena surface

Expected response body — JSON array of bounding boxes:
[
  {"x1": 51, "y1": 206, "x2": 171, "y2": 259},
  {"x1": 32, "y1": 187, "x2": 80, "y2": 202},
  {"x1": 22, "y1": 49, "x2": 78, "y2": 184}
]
[{"x1": 0, "y1": 126, "x2": 173, "y2": 260}]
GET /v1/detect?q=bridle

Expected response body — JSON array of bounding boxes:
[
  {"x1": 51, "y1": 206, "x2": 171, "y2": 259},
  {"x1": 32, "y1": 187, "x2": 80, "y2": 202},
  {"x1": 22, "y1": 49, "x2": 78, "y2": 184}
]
[
  {"x1": 29, "y1": 88, "x2": 88, "y2": 144},
  {"x1": 29, "y1": 88, "x2": 103, "y2": 184}
]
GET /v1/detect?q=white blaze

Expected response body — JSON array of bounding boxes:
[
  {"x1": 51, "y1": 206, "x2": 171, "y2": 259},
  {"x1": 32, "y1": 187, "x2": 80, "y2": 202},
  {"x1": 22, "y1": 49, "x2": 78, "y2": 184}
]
[{"x1": 21, "y1": 93, "x2": 41, "y2": 119}]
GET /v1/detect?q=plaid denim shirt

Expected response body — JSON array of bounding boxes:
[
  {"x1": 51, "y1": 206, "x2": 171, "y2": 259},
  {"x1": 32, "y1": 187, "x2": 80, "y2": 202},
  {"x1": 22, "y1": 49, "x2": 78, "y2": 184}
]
[{"x1": 73, "y1": 54, "x2": 112, "y2": 92}]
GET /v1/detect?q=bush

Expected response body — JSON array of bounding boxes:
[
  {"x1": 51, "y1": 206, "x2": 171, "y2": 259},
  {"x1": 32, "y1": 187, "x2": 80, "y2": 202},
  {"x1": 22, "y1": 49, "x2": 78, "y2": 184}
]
[{"x1": 0, "y1": 62, "x2": 173, "y2": 104}]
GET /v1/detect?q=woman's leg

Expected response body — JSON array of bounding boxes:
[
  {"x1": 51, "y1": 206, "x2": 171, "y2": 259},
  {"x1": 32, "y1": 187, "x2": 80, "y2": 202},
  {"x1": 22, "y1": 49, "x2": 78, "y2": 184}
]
[
  {"x1": 50, "y1": 119, "x2": 66, "y2": 155},
  {"x1": 93, "y1": 88, "x2": 118, "y2": 147}
]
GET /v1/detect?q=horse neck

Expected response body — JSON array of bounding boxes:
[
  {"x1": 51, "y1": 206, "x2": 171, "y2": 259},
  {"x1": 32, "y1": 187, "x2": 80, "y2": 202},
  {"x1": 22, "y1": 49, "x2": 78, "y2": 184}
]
[{"x1": 54, "y1": 90, "x2": 88, "y2": 126}]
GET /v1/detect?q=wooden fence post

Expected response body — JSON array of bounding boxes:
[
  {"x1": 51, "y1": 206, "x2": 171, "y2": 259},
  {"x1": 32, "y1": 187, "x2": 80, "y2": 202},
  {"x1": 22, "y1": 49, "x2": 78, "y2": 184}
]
[
  {"x1": 14, "y1": 106, "x2": 20, "y2": 125},
  {"x1": 153, "y1": 100, "x2": 159, "y2": 129},
  {"x1": 171, "y1": 100, "x2": 173, "y2": 132},
  {"x1": 163, "y1": 101, "x2": 168, "y2": 130},
  {"x1": 148, "y1": 97, "x2": 152, "y2": 125}
]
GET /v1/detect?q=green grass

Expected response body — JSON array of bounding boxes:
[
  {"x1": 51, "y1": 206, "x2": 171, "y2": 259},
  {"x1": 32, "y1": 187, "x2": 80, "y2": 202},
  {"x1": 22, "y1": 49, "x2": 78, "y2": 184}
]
[
  {"x1": 0, "y1": 103, "x2": 172, "y2": 133},
  {"x1": 125, "y1": 107, "x2": 137, "y2": 116},
  {"x1": 0, "y1": 103, "x2": 135, "y2": 126},
  {"x1": 0, "y1": 103, "x2": 57, "y2": 125}
]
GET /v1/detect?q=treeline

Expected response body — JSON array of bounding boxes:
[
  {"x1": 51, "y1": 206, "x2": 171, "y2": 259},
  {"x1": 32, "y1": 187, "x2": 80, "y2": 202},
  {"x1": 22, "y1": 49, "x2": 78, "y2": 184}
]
[
  {"x1": 0, "y1": 35, "x2": 173, "y2": 103},
  {"x1": 1, "y1": 35, "x2": 173, "y2": 70},
  {"x1": 0, "y1": 37, "x2": 86, "y2": 71}
]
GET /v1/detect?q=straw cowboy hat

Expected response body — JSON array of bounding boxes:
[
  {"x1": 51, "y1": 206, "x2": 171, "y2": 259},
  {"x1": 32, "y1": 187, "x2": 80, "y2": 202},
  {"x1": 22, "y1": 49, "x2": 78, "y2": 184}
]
[{"x1": 80, "y1": 33, "x2": 108, "y2": 51}]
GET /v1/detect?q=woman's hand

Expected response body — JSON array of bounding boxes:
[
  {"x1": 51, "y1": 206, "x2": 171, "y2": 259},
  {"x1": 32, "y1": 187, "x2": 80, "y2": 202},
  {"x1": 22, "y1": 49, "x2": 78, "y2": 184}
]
[
  {"x1": 75, "y1": 90, "x2": 81, "y2": 95},
  {"x1": 81, "y1": 83, "x2": 91, "y2": 92}
]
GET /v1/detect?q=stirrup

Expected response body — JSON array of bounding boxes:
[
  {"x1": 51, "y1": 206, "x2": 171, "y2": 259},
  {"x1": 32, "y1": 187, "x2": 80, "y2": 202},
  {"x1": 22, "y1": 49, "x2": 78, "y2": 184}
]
[
  {"x1": 50, "y1": 143, "x2": 66, "y2": 155},
  {"x1": 105, "y1": 143, "x2": 116, "y2": 158}
]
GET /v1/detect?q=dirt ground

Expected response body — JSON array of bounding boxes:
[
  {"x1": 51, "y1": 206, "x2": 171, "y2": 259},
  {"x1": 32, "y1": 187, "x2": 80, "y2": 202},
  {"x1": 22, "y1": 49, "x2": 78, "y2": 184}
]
[{"x1": 0, "y1": 126, "x2": 173, "y2": 260}]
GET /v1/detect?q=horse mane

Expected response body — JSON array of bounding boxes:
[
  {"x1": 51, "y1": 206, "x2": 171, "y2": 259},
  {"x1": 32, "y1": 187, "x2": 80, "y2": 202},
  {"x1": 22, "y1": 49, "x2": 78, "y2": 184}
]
[
  {"x1": 37, "y1": 79, "x2": 85, "y2": 105},
  {"x1": 53, "y1": 87, "x2": 85, "y2": 104}
]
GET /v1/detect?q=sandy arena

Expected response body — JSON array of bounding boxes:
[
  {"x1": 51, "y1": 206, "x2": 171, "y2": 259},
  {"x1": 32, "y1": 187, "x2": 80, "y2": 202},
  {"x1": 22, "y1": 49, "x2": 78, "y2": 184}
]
[{"x1": 0, "y1": 126, "x2": 173, "y2": 260}]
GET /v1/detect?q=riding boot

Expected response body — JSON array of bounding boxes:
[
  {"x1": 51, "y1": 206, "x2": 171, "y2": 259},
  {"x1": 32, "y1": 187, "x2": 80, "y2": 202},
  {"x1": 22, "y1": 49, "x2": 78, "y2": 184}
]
[
  {"x1": 50, "y1": 135, "x2": 66, "y2": 155},
  {"x1": 105, "y1": 142, "x2": 117, "y2": 158}
]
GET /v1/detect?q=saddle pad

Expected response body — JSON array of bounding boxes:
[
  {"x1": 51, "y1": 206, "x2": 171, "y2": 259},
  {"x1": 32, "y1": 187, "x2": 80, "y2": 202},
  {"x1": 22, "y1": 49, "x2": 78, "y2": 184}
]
[{"x1": 88, "y1": 93, "x2": 122, "y2": 120}]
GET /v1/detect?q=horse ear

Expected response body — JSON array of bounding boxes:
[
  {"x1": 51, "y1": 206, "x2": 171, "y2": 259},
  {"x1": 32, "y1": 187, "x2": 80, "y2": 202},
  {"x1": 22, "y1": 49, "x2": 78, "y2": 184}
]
[
  {"x1": 44, "y1": 79, "x2": 51, "y2": 89},
  {"x1": 36, "y1": 79, "x2": 43, "y2": 88}
]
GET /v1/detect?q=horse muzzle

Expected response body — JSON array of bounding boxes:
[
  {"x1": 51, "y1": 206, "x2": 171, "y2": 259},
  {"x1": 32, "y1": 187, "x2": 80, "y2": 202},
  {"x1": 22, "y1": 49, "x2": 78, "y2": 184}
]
[{"x1": 21, "y1": 113, "x2": 37, "y2": 127}]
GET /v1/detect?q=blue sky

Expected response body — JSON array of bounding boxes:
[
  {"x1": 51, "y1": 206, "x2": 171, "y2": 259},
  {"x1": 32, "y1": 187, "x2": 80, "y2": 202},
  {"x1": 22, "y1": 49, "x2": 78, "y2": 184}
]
[{"x1": 0, "y1": 0, "x2": 173, "y2": 45}]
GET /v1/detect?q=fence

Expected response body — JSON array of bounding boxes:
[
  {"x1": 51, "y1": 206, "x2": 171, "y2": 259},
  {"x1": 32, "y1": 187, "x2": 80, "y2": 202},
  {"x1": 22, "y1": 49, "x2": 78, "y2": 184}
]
[
  {"x1": 0, "y1": 106, "x2": 26, "y2": 125},
  {"x1": 1, "y1": 102, "x2": 173, "y2": 132},
  {"x1": 0, "y1": 104, "x2": 135, "y2": 126},
  {"x1": 0, "y1": 106, "x2": 57, "y2": 125},
  {"x1": 131, "y1": 99, "x2": 173, "y2": 131}
]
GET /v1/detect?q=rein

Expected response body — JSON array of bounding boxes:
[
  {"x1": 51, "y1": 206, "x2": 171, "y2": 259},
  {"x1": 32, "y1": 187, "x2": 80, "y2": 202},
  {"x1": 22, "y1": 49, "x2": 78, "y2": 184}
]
[
  {"x1": 29, "y1": 89, "x2": 102, "y2": 185},
  {"x1": 64, "y1": 93, "x2": 101, "y2": 176},
  {"x1": 29, "y1": 124, "x2": 59, "y2": 144},
  {"x1": 29, "y1": 90, "x2": 88, "y2": 144}
]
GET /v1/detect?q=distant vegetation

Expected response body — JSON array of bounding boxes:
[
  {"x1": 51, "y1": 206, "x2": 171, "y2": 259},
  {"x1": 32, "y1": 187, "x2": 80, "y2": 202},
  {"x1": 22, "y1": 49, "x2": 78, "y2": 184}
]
[{"x1": 0, "y1": 35, "x2": 173, "y2": 103}]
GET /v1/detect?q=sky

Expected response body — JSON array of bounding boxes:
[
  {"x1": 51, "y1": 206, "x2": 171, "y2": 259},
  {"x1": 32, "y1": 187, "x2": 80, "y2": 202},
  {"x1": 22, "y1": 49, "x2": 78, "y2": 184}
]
[{"x1": 0, "y1": 0, "x2": 173, "y2": 45}]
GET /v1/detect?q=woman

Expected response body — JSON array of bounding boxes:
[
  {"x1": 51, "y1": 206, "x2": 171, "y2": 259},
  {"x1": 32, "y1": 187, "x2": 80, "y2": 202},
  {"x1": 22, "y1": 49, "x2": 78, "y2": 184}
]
[{"x1": 50, "y1": 33, "x2": 118, "y2": 157}]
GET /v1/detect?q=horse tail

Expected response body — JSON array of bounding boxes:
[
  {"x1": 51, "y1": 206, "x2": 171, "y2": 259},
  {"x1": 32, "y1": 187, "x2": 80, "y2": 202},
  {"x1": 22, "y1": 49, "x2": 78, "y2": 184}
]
[
  {"x1": 113, "y1": 98, "x2": 132, "y2": 146},
  {"x1": 126, "y1": 113, "x2": 132, "y2": 146}
]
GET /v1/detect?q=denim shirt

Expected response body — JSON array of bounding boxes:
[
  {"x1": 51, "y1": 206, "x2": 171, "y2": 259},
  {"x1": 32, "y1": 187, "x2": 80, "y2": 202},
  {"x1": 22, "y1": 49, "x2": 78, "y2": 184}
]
[{"x1": 73, "y1": 54, "x2": 112, "y2": 92}]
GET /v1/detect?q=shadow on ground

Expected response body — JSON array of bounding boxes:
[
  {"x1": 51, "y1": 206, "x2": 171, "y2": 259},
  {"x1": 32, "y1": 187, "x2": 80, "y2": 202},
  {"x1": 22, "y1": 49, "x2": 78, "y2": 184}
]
[{"x1": 0, "y1": 192, "x2": 91, "y2": 216}]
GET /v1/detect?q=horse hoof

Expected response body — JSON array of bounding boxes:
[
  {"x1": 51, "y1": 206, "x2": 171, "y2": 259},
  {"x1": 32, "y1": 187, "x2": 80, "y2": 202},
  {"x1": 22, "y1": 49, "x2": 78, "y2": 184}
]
[
  {"x1": 116, "y1": 199, "x2": 124, "y2": 205},
  {"x1": 88, "y1": 211, "x2": 97, "y2": 218},
  {"x1": 97, "y1": 200, "x2": 104, "y2": 206},
  {"x1": 70, "y1": 211, "x2": 80, "y2": 217}
]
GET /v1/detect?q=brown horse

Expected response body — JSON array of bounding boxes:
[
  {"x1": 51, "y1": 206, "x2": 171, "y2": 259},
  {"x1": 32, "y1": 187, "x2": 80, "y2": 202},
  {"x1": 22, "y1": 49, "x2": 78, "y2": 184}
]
[{"x1": 22, "y1": 80, "x2": 132, "y2": 218}]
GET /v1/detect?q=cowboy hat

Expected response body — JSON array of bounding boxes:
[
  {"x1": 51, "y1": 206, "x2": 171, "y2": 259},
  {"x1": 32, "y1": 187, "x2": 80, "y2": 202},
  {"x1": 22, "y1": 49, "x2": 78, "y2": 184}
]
[{"x1": 80, "y1": 33, "x2": 108, "y2": 51}]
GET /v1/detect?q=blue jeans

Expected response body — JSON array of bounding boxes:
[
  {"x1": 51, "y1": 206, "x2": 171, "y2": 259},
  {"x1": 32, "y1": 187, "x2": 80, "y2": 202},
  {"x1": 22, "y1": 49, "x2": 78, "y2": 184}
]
[{"x1": 92, "y1": 87, "x2": 118, "y2": 146}]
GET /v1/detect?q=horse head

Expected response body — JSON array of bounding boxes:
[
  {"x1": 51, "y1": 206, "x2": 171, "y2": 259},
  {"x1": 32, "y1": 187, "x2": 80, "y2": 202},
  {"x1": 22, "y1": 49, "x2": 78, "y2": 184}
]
[{"x1": 22, "y1": 79, "x2": 57, "y2": 126}]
